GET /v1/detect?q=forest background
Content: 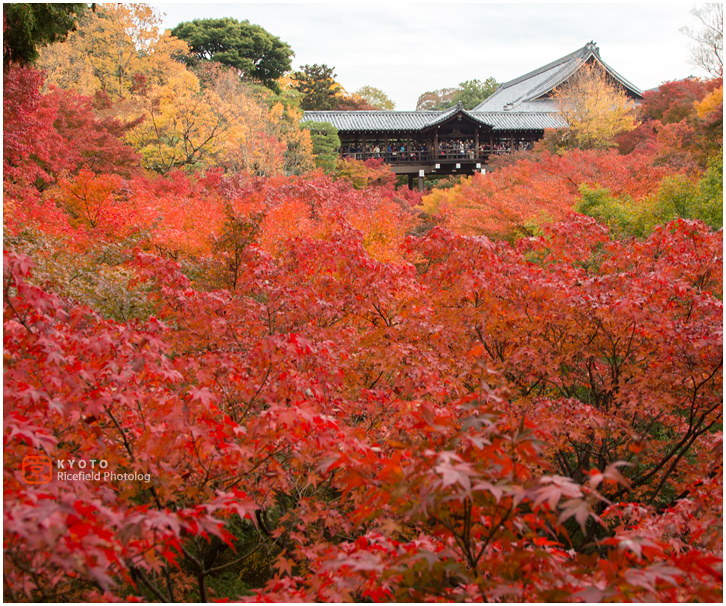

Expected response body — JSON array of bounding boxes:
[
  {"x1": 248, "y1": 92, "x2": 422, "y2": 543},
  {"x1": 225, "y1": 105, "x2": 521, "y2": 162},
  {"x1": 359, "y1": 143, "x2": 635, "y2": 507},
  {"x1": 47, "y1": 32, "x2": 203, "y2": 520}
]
[{"x1": 3, "y1": 3, "x2": 724, "y2": 602}]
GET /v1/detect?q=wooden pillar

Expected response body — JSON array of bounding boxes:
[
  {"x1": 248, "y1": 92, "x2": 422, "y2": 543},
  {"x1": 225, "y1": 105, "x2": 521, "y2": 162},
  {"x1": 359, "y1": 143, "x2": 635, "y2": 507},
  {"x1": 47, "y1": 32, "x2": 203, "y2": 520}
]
[
  {"x1": 434, "y1": 131, "x2": 439, "y2": 157},
  {"x1": 407, "y1": 174, "x2": 415, "y2": 189},
  {"x1": 418, "y1": 174, "x2": 424, "y2": 192},
  {"x1": 475, "y1": 128, "x2": 480, "y2": 160},
  {"x1": 362, "y1": 133, "x2": 367, "y2": 160}
]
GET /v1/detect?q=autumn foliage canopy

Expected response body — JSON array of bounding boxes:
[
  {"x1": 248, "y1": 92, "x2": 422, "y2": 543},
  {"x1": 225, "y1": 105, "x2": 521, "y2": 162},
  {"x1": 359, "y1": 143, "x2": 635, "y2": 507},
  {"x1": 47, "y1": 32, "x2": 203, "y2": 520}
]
[{"x1": 3, "y1": 9, "x2": 723, "y2": 603}]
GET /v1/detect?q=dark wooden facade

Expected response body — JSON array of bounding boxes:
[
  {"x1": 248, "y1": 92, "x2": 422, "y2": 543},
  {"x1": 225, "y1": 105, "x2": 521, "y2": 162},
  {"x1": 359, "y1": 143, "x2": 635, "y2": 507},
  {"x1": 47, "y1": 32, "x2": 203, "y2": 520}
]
[{"x1": 336, "y1": 109, "x2": 543, "y2": 187}]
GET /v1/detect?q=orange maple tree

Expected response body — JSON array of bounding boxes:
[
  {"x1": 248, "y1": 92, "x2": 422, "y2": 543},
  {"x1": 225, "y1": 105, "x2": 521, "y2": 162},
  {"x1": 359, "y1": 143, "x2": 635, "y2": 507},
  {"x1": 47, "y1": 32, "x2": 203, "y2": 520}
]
[{"x1": 421, "y1": 149, "x2": 673, "y2": 239}]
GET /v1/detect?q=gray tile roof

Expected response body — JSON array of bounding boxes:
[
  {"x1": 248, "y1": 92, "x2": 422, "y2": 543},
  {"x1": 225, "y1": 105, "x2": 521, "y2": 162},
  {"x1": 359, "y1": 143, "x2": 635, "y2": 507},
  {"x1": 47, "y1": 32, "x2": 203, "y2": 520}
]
[
  {"x1": 471, "y1": 112, "x2": 568, "y2": 130},
  {"x1": 300, "y1": 105, "x2": 495, "y2": 131},
  {"x1": 301, "y1": 108, "x2": 567, "y2": 133},
  {"x1": 301, "y1": 111, "x2": 441, "y2": 132},
  {"x1": 473, "y1": 42, "x2": 642, "y2": 112}
]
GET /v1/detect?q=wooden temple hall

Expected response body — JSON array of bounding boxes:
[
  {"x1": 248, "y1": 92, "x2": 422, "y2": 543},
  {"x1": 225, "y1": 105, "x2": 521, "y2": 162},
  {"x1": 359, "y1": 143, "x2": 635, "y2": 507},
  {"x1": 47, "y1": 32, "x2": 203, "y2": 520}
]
[{"x1": 302, "y1": 42, "x2": 642, "y2": 189}]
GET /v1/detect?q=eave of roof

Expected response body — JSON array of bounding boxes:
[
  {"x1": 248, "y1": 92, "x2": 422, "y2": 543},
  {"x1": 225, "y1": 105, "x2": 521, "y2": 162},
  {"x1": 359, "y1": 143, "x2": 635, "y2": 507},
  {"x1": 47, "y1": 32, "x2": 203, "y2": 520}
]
[{"x1": 501, "y1": 43, "x2": 593, "y2": 90}]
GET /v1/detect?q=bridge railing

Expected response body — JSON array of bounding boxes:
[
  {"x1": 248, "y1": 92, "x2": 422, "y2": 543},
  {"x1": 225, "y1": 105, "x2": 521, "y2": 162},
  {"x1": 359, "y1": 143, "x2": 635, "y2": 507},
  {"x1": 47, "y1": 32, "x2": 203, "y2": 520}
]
[{"x1": 340, "y1": 149, "x2": 515, "y2": 163}]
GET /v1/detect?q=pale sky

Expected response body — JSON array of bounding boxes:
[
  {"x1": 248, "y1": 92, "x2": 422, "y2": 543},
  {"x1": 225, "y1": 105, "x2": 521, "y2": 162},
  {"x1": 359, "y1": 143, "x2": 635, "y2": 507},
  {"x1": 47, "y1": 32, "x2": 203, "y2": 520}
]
[{"x1": 150, "y1": 1, "x2": 708, "y2": 110}]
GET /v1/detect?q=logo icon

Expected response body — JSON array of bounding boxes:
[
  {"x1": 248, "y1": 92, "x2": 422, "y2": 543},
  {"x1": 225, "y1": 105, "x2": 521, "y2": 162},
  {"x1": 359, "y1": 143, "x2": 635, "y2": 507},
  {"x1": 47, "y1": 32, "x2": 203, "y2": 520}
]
[{"x1": 22, "y1": 455, "x2": 53, "y2": 484}]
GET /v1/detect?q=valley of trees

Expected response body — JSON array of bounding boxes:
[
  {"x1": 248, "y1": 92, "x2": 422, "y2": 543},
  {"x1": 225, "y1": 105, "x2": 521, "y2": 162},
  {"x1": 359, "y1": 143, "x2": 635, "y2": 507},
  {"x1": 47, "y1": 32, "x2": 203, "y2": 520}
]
[{"x1": 3, "y1": 3, "x2": 723, "y2": 602}]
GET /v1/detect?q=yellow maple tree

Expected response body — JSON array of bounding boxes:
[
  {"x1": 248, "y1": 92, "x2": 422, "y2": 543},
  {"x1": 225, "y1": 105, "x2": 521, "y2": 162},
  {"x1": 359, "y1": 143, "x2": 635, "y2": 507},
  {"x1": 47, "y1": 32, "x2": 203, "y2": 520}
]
[
  {"x1": 38, "y1": 3, "x2": 189, "y2": 98},
  {"x1": 211, "y1": 68, "x2": 313, "y2": 176},
  {"x1": 554, "y1": 62, "x2": 639, "y2": 150},
  {"x1": 125, "y1": 70, "x2": 237, "y2": 173}
]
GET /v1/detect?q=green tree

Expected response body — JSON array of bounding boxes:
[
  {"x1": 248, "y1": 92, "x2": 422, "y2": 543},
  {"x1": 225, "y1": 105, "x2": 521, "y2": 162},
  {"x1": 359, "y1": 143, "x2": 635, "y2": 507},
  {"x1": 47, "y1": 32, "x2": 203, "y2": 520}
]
[
  {"x1": 300, "y1": 120, "x2": 339, "y2": 172},
  {"x1": 293, "y1": 63, "x2": 339, "y2": 110},
  {"x1": 171, "y1": 18, "x2": 293, "y2": 91},
  {"x1": 418, "y1": 77, "x2": 499, "y2": 111},
  {"x1": 354, "y1": 85, "x2": 395, "y2": 110},
  {"x1": 3, "y1": 2, "x2": 87, "y2": 68},
  {"x1": 454, "y1": 77, "x2": 499, "y2": 109}
]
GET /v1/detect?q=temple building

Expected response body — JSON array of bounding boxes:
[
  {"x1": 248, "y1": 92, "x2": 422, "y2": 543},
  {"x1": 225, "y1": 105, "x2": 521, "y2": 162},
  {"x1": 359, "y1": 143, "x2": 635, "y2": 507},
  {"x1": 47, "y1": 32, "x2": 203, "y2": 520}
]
[{"x1": 301, "y1": 42, "x2": 643, "y2": 188}]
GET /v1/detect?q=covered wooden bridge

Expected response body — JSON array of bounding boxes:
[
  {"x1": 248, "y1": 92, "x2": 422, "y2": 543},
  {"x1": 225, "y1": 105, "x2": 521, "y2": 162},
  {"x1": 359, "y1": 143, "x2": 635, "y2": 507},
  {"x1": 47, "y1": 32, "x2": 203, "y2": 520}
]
[{"x1": 302, "y1": 42, "x2": 642, "y2": 189}]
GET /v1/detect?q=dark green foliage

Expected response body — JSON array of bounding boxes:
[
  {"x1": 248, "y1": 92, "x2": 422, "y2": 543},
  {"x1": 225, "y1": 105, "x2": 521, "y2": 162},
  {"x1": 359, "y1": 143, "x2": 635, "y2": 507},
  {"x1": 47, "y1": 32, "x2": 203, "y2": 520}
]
[
  {"x1": 3, "y1": 2, "x2": 88, "y2": 68},
  {"x1": 453, "y1": 78, "x2": 500, "y2": 109},
  {"x1": 293, "y1": 63, "x2": 338, "y2": 110},
  {"x1": 300, "y1": 120, "x2": 340, "y2": 172},
  {"x1": 171, "y1": 18, "x2": 293, "y2": 91},
  {"x1": 428, "y1": 77, "x2": 499, "y2": 110}
]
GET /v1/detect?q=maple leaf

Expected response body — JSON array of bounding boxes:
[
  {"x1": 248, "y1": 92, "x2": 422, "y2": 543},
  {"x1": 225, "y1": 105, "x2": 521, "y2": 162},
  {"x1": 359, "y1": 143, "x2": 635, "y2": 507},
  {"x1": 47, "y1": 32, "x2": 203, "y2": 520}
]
[
  {"x1": 188, "y1": 387, "x2": 216, "y2": 406},
  {"x1": 533, "y1": 475, "x2": 582, "y2": 510},
  {"x1": 558, "y1": 498, "x2": 593, "y2": 531}
]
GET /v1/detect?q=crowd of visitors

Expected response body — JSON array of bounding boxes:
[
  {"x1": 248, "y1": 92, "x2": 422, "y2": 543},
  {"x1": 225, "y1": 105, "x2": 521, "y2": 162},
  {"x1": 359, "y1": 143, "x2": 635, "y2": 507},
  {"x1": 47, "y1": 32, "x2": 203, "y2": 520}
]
[{"x1": 340, "y1": 139, "x2": 533, "y2": 162}]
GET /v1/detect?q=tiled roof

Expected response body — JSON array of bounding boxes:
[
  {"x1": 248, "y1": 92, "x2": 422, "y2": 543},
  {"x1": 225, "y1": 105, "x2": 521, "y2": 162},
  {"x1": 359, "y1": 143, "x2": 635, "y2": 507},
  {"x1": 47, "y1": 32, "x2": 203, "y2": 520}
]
[
  {"x1": 473, "y1": 42, "x2": 642, "y2": 112},
  {"x1": 301, "y1": 104, "x2": 495, "y2": 132},
  {"x1": 301, "y1": 108, "x2": 567, "y2": 133},
  {"x1": 301, "y1": 111, "x2": 441, "y2": 132},
  {"x1": 470, "y1": 112, "x2": 568, "y2": 130}
]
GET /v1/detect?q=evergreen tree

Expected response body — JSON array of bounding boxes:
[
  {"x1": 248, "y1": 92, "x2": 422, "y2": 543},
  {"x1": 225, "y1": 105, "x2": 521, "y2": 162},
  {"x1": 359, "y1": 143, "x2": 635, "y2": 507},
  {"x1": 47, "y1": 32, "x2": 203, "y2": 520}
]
[
  {"x1": 171, "y1": 18, "x2": 293, "y2": 91},
  {"x1": 293, "y1": 64, "x2": 339, "y2": 110},
  {"x1": 3, "y1": 3, "x2": 87, "y2": 68}
]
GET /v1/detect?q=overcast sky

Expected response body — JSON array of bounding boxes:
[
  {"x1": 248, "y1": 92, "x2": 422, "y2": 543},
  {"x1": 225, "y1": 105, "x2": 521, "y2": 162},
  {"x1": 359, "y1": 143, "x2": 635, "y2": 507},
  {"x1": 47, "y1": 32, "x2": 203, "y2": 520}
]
[{"x1": 150, "y1": 1, "x2": 706, "y2": 110}]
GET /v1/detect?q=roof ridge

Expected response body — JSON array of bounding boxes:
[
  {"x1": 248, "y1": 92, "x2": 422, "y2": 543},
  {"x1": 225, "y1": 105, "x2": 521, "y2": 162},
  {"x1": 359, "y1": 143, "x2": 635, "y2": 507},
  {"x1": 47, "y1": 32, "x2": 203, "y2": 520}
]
[
  {"x1": 523, "y1": 54, "x2": 589, "y2": 103},
  {"x1": 303, "y1": 110, "x2": 444, "y2": 115},
  {"x1": 471, "y1": 110, "x2": 560, "y2": 116},
  {"x1": 424, "y1": 104, "x2": 494, "y2": 127},
  {"x1": 499, "y1": 42, "x2": 597, "y2": 90}
]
